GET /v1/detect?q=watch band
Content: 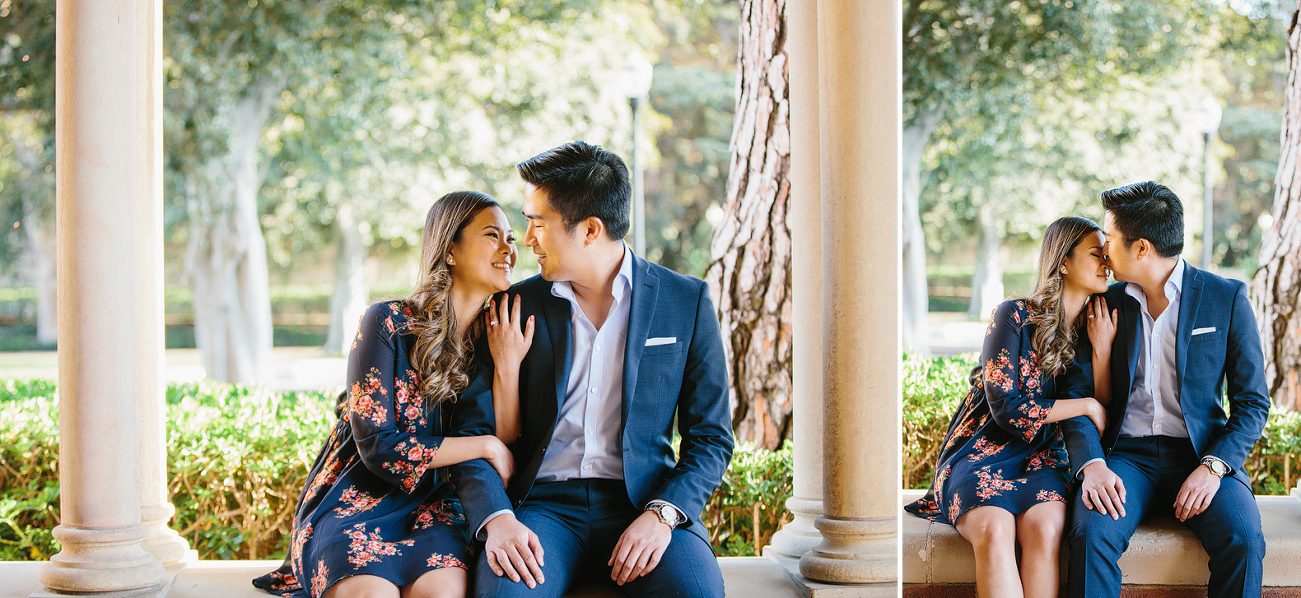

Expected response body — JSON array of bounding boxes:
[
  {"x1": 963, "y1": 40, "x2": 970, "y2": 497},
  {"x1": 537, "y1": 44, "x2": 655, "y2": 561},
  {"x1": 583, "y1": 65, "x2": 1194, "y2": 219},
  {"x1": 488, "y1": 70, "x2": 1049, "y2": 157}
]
[
  {"x1": 1200, "y1": 456, "x2": 1228, "y2": 478},
  {"x1": 648, "y1": 503, "x2": 681, "y2": 529}
]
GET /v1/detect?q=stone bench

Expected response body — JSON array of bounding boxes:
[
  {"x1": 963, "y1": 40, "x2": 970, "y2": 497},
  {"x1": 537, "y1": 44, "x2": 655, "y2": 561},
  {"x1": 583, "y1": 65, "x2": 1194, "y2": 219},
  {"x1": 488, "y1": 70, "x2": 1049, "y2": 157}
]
[
  {"x1": 3, "y1": 556, "x2": 806, "y2": 598},
  {"x1": 902, "y1": 489, "x2": 1301, "y2": 595}
]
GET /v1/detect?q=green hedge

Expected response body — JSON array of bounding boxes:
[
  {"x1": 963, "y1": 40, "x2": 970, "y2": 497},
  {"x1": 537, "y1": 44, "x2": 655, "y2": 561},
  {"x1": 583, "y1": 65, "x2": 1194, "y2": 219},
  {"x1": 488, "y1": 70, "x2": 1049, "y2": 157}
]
[
  {"x1": 903, "y1": 351, "x2": 1301, "y2": 495},
  {"x1": 0, "y1": 379, "x2": 791, "y2": 561}
]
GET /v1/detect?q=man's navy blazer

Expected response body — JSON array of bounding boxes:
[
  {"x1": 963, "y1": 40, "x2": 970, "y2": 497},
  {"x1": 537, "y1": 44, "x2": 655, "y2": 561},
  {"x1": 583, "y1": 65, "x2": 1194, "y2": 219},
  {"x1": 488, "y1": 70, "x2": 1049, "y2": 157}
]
[
  {"x1": 449, "y1": 253, "x2": 735, "y2": 544},
  {"x1": 1060, "y1": 263, "x2": 1270, "y2": 487}
]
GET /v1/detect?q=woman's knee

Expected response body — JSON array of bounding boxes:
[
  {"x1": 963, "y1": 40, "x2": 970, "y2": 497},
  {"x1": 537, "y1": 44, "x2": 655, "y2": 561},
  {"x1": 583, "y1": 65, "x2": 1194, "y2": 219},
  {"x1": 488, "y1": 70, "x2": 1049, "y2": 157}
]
[
  {"x1": 1018, "y1": 509, "x2": 1066, "y2": 550},
  {"x1": 957, "y1": 507, "x2": 1016, "y2": 548},
  {"x1": 401, "y1": 566, "x2": 468, "y2": 598},
  {"x1": 326, "y1": 575, "x2": 401, "y2": 598}
]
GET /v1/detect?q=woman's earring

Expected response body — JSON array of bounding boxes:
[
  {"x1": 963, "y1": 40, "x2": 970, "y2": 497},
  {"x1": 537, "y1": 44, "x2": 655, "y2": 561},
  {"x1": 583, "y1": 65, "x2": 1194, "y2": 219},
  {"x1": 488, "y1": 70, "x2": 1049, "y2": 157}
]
[
  {"x1": 1059, "y1": 267, "x2": 1067, "y2": 275},
  {"x1": 446, "y1": 256, "x2": 455, "y2": 266}
]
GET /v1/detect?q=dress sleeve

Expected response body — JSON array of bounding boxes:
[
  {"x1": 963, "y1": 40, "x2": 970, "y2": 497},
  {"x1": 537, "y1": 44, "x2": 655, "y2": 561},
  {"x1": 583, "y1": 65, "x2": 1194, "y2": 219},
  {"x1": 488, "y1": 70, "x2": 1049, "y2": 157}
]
[
  {"x1": 980, "y1": 301, "x2": 1056, "y2": 442},
  {"x1": 346, "y1": 302, "x2": 446, "y2": 493}
]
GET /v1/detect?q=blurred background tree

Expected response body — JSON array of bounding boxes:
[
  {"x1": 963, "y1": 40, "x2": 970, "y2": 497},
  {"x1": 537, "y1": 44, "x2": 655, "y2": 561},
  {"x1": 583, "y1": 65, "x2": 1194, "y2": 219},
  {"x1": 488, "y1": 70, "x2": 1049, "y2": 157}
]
[{"x1": 0, "y1": 0, "x2": 739, "y2": 380}]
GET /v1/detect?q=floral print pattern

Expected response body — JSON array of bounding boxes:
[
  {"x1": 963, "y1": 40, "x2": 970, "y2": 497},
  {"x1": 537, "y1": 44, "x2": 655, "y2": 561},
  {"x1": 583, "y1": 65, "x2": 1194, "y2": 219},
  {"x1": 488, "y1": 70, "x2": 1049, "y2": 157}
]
[
  {"x1": 311, "y1": 560, "x2": 329, "y2": 597},
  {"x1": 252, "y1": 301, "x2": 470, "y2": 598},
  {"x1": 975, "y1": 466, "x2": 1022, "y2": 500},
  {"x1": 349, "y1": 368, "x2": 389, "y2": 427},
  {"x1": 413, "y1": 500, "x2": 465, "y2": 530},
  {"x1": 1036, "y1": 489, "x2": 1065, "y2": 503},
  {"x1": 967, "y1": 437, "x2": 1006, "y2": 462},
  {"x1": 905, "y1": 299, "x2": 1084, "y2": 526},
  {"x1": 346, "y1": 523, "x2": 415, "y2": 568},
  {"x1": 334, "y1": 487, "x2": 383, "y2": 518},
  {"x1": 426, "y1": 553, "x2": 467, "y2": 570}
]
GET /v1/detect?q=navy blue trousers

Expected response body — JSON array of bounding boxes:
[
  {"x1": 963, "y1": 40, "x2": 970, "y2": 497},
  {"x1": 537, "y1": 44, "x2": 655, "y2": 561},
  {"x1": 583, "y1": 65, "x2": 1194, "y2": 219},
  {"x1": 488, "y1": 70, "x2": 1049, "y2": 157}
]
[
  {"x1": 1067, "y1": 436, "x2": 1265, "y2": 598},
  {"x1": 472, "y1": 479, "x2": 725, "y2": 598}
]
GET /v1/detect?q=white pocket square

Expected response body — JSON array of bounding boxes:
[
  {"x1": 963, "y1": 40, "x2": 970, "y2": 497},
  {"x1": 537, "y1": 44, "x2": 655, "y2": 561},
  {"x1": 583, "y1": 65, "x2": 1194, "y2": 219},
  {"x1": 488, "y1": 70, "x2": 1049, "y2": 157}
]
[
  {"x1": 645, "y1": 337, "x2": 677, "y2": 347},
  {"x1": 1191, "y1": 327, "x2": 1216, "y2": 336}
]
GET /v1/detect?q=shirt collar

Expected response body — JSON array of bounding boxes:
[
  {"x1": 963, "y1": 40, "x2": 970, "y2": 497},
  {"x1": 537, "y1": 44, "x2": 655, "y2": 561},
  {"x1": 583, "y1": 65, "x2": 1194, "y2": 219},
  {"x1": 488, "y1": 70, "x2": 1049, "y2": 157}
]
[
  {"x1": 551, "y1": 243, "x2": 635, "y2": 304},
  {"x1": 1125, "y1": 257, "x2": 1185, "y2": 303}
]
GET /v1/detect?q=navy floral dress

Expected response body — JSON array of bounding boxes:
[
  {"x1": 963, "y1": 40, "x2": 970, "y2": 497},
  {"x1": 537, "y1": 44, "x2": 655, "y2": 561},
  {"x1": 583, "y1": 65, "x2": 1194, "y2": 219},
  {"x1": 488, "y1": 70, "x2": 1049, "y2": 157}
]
[
  {"x1": 253, "y1": 301, "x2": 472, "y2": 598},
  {"x1": 905, "y1": 299, "x2": 1091, "y2": 526}
]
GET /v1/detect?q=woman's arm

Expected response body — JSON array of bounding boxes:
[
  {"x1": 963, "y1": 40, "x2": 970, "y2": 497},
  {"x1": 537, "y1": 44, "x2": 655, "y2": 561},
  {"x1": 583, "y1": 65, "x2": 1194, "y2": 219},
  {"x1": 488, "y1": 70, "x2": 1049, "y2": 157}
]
[
  {"x1": 485, "y1": 294, "x2": 533, "y2": 444},
  {"x1": 1086, "y1": 297, "x2": 1117, "y2": 406},
  {"x1": 1044, "y1": 397, "x2": 1105, "y2": 434},
  {"x1": 492, "y1": 365, "x2": 522, "y2": 443}
]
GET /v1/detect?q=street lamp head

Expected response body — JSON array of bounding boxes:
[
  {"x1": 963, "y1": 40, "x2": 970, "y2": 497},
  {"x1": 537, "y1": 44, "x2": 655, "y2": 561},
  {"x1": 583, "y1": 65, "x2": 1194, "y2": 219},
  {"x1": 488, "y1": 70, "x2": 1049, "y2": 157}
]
[
  {"x1": 1194, "y1": 97, "x2": 1223, "y2": 135},
  {"x1": 619, "y1": 51, "x2": 654, "y2": 100}
]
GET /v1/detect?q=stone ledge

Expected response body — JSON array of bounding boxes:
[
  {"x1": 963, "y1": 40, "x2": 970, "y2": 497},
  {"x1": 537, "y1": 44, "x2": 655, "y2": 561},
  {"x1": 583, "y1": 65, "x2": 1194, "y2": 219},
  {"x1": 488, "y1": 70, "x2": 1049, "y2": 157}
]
[
  {"x1": 902, "y1": 489, "x2": 1301, "y2": 587},
  {"x1": 1, "y1": 556, "x2": 805, "y2": 598}
]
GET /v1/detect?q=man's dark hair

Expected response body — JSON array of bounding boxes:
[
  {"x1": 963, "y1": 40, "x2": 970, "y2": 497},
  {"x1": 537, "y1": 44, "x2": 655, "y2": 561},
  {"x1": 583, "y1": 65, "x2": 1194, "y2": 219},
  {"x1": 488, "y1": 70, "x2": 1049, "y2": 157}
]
[
  {"x1": 1100, "y1": 181, "x2": 1184, "y2": 258},
  {"x1": 517, "y1": 141, "x2": 631, "y2": 240}
]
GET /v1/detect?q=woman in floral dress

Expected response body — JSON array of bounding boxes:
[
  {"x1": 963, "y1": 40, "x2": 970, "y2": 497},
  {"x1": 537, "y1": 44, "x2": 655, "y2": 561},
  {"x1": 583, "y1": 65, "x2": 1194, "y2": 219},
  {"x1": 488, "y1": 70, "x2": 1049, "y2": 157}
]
[
  {"x1": 254, "y1": 191, "x2": 533, "y2": 598},
  {"x1": 906, "y1": 216, "x2": 1118, "y2": 598}
]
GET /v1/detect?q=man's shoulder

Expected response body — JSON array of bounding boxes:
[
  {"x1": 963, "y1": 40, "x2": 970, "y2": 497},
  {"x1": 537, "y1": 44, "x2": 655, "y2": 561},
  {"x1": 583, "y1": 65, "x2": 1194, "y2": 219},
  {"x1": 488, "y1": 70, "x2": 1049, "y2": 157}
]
[
  {"x1": 640, "y1": 260, "x2": 708, "y2": 297},
  {"x1": 1187, "y1": 264, "x2": 1247, "y2": 296},
  {"x1": 508, "y1": 274, "x2": 552, "y2": 298}
]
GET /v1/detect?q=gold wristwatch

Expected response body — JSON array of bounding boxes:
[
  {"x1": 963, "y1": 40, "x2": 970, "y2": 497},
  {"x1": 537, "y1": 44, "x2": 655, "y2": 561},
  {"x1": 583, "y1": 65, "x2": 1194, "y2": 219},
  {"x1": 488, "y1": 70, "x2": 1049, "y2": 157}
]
[
  {"x1": 1200, "y1": 456, "x2": 1229, "y2": 478},
  {"x1": 648, "y1": 503, "x2": 682, "y2": 530}
]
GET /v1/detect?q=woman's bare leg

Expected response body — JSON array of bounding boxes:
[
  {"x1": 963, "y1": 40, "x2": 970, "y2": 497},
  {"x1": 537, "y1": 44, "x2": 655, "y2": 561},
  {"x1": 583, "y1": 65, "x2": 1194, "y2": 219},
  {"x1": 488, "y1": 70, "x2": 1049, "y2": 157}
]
[
  {"x1": 956, "y1": 505, "x2": 1023, "y2": 598},
  {"x1": 1015, "y1": 500, "x2": 1067, "y2": 598},
  {"x1": 400, "y1": 566, "x2": 468, "y2": 598},
  {"x1": 324, "y1": 575, "x2": 402, "y2": 598}
]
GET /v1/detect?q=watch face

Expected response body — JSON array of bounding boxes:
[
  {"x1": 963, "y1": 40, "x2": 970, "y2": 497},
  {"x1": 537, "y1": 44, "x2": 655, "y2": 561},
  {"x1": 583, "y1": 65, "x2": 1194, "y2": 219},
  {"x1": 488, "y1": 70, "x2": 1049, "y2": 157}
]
[{"x1": 658, "y1": 505, "x2": 679, "y2": 524}]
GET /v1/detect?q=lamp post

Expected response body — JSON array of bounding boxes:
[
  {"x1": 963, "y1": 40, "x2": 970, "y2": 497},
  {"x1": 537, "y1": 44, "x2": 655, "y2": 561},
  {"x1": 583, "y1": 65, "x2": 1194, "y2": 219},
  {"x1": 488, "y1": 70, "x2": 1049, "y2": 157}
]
[
  {"x1": 1194, "y1": 97, "x2": 1222, "y2": 270},
  {"x1": 619, "y1": 51, "x2": 654, "y2": 257}
]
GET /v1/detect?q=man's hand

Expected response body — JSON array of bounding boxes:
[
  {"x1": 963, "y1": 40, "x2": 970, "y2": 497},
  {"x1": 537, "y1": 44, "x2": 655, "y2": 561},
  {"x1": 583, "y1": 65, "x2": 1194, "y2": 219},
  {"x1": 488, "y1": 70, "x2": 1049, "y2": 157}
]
[
  {"x1": 1174, "y1": 465, "x2": 1221, "y2": 522},
  {"x1": 608, "y1": 510, "x2": 672, "y2": 585},
  {"x1": 1079, "y1": 461, "x2": 1127, "y2": 520},
  {"x1": 483, "y1": 513, "x2": 545, "y2": 588}
]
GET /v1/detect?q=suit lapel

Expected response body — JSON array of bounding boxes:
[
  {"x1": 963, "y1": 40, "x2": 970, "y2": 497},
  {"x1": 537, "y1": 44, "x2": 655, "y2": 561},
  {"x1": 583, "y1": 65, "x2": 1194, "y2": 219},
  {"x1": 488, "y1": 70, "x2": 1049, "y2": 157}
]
[
  {"x1": 1122, "y1": 292, "x2": 1141, "y2": 390},
  {"x1": 622, "y1": 255, "x2": 659, "y2": 423},
  {"x1": 542, "y1": 289, "x2": 573, "y2": 412},
  {"x1": 1176, "y1": 263, "x2": 1203, "y2": 400}
]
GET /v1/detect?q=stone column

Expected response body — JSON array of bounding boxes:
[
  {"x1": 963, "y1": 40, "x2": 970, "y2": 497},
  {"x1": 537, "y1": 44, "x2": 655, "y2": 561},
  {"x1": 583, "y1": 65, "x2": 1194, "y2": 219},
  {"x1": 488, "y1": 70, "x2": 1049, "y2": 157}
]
[
  {"x1": 137, "y1": 0, "x2": 193, "y2": 567},
  {"x1": 799, "y1": 0, "x2": 899, "y2": 586},
  {"x1": 39, "y1": 0, "x2": 167, "y2": 594},
  {"x1": 764, "y1": 0, "x2": 826, "y2": 565}
]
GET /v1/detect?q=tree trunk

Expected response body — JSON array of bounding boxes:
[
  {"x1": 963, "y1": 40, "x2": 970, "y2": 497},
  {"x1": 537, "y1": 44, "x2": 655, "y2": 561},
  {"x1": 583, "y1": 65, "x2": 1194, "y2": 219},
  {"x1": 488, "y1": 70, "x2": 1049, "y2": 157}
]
[
  {"x1": 184, "y1": 82, "x2": 279, "y2": 384},
  {"x1": 967, "y1": 201, "x2": 1005, "y2": 319},
  {"x1": 902, "y1": 108, "x2": 942, "y2": 351},
  {"x1": 705, "y1": 0, "x2": 791, "y2": 449},
  {"x1": 9, "y1": 128, "x2": 57, "y2": 346},
  {"x1": 324, "y1": 202, "x2": 370, "y2": 355},
  {"x1": 23, "y1": 207, "x2": 57, "y2": 346},
  {"x1": 1251, "y1": 6, "x2": 1301, "y2": 411}
]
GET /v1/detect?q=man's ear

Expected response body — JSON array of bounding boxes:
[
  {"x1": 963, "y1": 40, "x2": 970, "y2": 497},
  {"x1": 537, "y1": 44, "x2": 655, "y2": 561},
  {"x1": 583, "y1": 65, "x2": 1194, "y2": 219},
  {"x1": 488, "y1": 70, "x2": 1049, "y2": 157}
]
[
  {"x1": 582, "y1": 217, "x2": 605, "y2": 246},
  {"x1": 1135, "y1": 238, "x2": 1152, "y2": 261}
]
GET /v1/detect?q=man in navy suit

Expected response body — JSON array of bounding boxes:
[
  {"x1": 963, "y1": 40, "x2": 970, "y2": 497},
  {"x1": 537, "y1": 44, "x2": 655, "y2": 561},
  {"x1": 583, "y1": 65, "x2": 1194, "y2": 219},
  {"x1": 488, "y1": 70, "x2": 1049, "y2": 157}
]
[
  {"x1": 450, "y1": 141, "x2": 733, "y2": 598},
  {"x1": 1061, "y1": 181, "x2": 1269, "y2": 598}
]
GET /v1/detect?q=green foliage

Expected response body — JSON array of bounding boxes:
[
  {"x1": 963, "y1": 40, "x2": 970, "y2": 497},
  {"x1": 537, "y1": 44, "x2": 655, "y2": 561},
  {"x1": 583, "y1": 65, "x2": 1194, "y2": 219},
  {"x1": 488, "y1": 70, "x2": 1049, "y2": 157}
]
[
  {"x1": 902, "y1": 351, "x2": 978, "y2": 489},
  {"x1": 0, "y1": 379, "x2": 790, "y2": 561},
  {"x1": 704, "y1": 441, "x2": 793, "y2": 557},
  {"x1": 902, "y1": 352, "x2": 1301, "y2": 497}
]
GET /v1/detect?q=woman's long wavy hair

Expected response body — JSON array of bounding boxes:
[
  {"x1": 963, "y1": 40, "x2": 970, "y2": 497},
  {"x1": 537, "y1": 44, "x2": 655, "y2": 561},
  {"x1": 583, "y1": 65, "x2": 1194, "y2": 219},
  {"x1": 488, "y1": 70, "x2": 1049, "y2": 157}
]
[
  {"x1": 1025, "y1": 216, "x2": 1103, "y2": 379},
  {"x1": 405, "y1": 191, "x2": 500, "y2": 406}
]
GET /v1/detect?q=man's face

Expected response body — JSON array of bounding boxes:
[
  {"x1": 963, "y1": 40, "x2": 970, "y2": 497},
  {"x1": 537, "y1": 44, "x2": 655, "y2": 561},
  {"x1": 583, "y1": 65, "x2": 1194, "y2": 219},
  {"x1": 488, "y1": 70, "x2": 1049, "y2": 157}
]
[
  {"x1": 1102, "y1": 211, "x2": 1134, "y2": 282},
  {"x1": 522, "y1": 184, "x2": 585, "y2": 282}
]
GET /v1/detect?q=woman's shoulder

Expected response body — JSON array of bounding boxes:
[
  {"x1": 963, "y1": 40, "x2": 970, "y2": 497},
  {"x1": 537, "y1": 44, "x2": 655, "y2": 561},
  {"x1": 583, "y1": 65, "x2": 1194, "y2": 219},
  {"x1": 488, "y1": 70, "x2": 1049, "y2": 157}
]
[
  {"x1": 362, "y1": 300, "x2": 417, "y2": 336},
  {"x1": 990, "y1": 299, "x2": 1036, "y2": 325}
]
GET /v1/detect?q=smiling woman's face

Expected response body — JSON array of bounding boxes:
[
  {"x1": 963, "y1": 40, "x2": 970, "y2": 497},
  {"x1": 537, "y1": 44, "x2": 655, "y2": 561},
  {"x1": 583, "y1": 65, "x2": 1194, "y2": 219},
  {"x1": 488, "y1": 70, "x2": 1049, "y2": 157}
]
[
  {"x1": 1063, "y1": 229, "x2": 1110, "y2": 295},
  {"x1": 448, "y1": 206, "x2": 516, "y2": 297}
]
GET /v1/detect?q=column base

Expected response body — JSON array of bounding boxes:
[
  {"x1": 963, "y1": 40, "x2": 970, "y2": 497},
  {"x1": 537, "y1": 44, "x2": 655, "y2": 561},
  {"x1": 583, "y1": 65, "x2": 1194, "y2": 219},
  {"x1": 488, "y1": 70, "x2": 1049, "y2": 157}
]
[
  {"x1": 39, "y1": 524, "x2": 165, "y2": 595},
  {"x1": 799, "y1": 515, "x2": 896, "y2": 585},
  {"x1": 764, "y1": 497, "x2": 824, "y2": 563},
  {"x1": 140, "y1": 503, "x2": 192, "y2": 565}
]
